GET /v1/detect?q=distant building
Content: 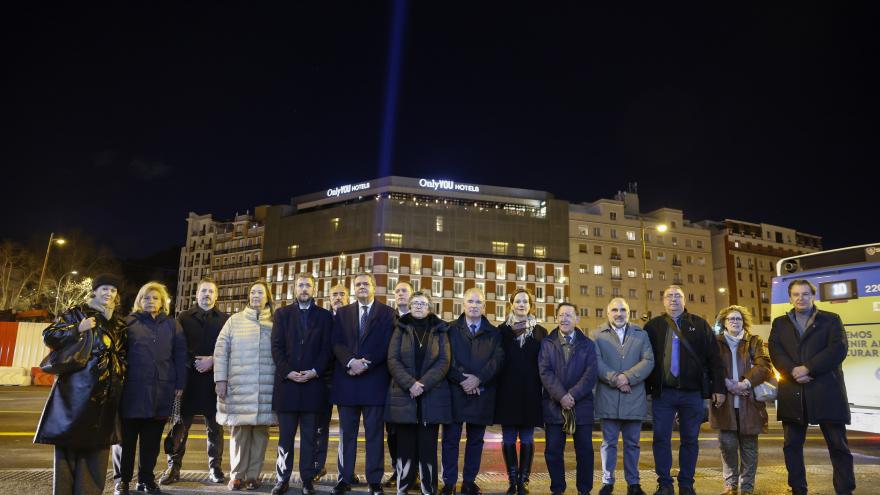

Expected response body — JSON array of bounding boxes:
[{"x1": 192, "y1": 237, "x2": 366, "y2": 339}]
[
  {"x1": 694, "y1": 219, "x2": 822, "y2": 322},
  {"x1": 569, "y1": 186, "x2": 716, "y2": 328}
]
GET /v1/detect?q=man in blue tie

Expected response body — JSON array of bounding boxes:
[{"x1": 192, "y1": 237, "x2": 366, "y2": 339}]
[
  {"x1": 441, "y1": 288, "x2": 504, "y2": 495},
  {"x1": 644, "y1": 286, "x2": 726, "y2": 495},
  {"x1": 331, "y1": 273, "x2": 395, "y2": 495}
]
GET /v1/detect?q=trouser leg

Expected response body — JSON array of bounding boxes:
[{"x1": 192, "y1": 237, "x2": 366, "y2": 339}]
[
  {"x1": 113, "y1": 417, "x2": 141, "y2": 483},
  {"x1": 820, "y1": 422, "x2": 856, "y2": 495},
  {"x1": 363, "y1": 405, "x2": 386, "y2": 484},
  {"x1": 718, "y1": 429, "x2": 740, "y2": 489},
  {"x1": 620, "y1": 420, "x2": 642, "y2": 486},
  {"x1": 651, "y1": 391, "x2": 675, "y2": 487},
  {"x1": 137, "y1": 418, "x2": 166, "y2": 483},
  {"x1": 675, "y1": 391, "x2": 704, "y2": 489},
  {"x1": 738, "y1": 433, "x2": 758, "y2": 493},
  {"x1": 461, "y1": 423, "x2": 486, "y2": 484},
  {"x1": 395, "y1": 423, "x2": 418, "y2": 494},
  {"x1": 163, "y1": 414, "x2": 193, "y2": 469},
  {"x1": 298, "y1": 413, "x2": 318, "y2": 482},
  {"x1": 782, "y1": 421, "x2": 808, "y2": 492},
  {"x1": 205, "y1": 414, "x2": 225, "y2": 470},
  {"x1": 600, "y1": 419, "x2": 622, "y2": 485},
  {"x1": 387, "y1": 422, "x2": 398, "y2": 475},
  {"x1": 337, "y1": 406, "x2": 361, "y2": 484},
  {"x1": 276, "y1": 412, "x2": 300, "y2": 483},
  {"x1": 419, "y1": 424, "x2": 440, "y2": 494},
  {"x1": 543, "y1": 424, "x2": 566, "y2": 494},
  {"x1": 314, "y1": 403, "x2": 332, "y2": 474},
  {"x1": 573, "y1": 425, "x2": 594, "y2": 494},
  {"x1": 440, "y1": 423, "x2": 462, "y2": 487},
  {"x1": 248, "y1": 425, "x2": 270, "y2": 481},
  {"x1": 52, "y1": 446, "x2": 75, "y2": 495},
  {"x1": 230, "y1": 425, "x2": 250, "y2": 481}
]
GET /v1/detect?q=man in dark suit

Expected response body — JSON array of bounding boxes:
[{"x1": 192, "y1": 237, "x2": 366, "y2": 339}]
[
  {"x1": 159, "y1": 279, "x2": 229, "y2": 485},
  {"x1": 314, "y1": 284, "x2": 349, "y2": 482},
  {"x1": 270, "y1": 274, "x2": 334, "y2": 495},
  {"x1": 769, "y1": 279, "x2": 855, "y2": 495},
  {"x1": 441, "y1": 288, "x2": 504, "y2": 495},
  {"x1": 331, "y1": 273, "x2": 395, "y2": 495}
]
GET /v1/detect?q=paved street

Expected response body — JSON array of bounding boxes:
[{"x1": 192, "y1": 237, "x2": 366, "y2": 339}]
[{"x1": 1, "y1": 387, "x2": 878, "y2": 494}]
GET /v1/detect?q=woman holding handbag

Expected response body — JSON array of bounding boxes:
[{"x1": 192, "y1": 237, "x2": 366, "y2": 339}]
[
  {"x1": 709, "y1": 305, "x2": 772, "y2": 495},
  {"x1": 34, "y1": 274, "x2": 127, "y2": 495}
]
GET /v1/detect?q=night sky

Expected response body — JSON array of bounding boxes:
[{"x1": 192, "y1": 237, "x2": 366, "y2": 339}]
[{"x1": 3, "y1": 3, "x2": 876, "y2": 258}]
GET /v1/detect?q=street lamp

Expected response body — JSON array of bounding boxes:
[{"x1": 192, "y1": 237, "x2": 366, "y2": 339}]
[
  {"x1": 641, "y1": 221, "x2": 668, "y2": 320},
  {"x1": 35, "y1": 232, "x2": 67, "y2": 308}
]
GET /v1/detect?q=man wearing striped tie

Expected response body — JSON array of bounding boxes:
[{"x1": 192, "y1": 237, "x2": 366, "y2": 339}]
[{"x1": 643, "y1": 285, "x2": 725, "y2": 495}]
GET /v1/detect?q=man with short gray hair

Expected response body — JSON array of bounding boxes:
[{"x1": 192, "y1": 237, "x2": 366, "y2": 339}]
[{"x1": 591, "y1": 298, "x2": 653, "y2": 495}]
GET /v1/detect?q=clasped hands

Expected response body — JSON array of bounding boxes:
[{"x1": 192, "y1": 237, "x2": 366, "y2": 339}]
[
  {"x1": 725, "y1": 378, "x2": 751, "y2": 397},
  {"x1": 460, "y1": 373, "x2": 481, "y2": 395},
  {"x1": 614, "y1": 373, "x2": 631, "y2": 393},
  {"x1": 287, "y1": 369, "x2": 318, "y2": 383},
  {"x1": 348, "y1": 358, "x2": 371, "y2": 376},
  {"x1": 792, "y1": 365, "x2": 812, "y2": 384}
]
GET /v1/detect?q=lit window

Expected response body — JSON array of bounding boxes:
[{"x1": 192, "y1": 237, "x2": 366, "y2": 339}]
[
  {"x1": 492, "y1": 241, "x2": 508, "y2": 255},
  {"x1": 384, "y1": 233, "x2": 403, "y2": 248},
  {"x1": 331, "y1": 218, "x2": 340, "y2": 231},
  {"x1": 411, "y1": 256, "x2": 421, "y2": 274},
  {"x1": 495, "y1": 305, "x2": 505, "y2": 322},
  {"x1": 454, "y1": 260, "x2": 464, "y2": 277},
  {"x1": 389, "y1": 256, "x2": 399, "y2": 274},
  {"x1": 611, "y1": 266, "x2": 621, "y2": 279},
  {"x1": 432, "y1": 259, "x2": 443, "y2": 274},
  {"x1": 496, "y1": 283, "x2": 506, "y2": 300},
  {"x1": 537, "y1": 286, "x2": 545, "y2": 301},
  {"x1": 496, "y1": 262, "x2": 506, "y2": 280},
  {"x1": 516, "y1": 264, "x2": 526, "y2": 281},
  {"x1": 288, "y1": 244, "x2": 299, "y2": 258},
  {"x1": 627, "y1": 269, "x2": 637, "y2": 278},
  {"x1": 388, "y1": 276, "x2": 398, "y2": 292},
  {"x1": 476, "y1": 261, "x2": 485, "y2": 278},
  {"x1": 594, "y1": 265, "x2": 604, "y2": 275},
  {"x1": 516, "y1": 243, "x2": 525, "y2": 257},
  {"x1": 436, "y1": 216, "x2": 444, "y2": 232},
  {"x1": 536, "y1": 266, "x2": 545, "y2": 282},
  {"x1": 454, "y1": 281, "x2": 464, "y2": 298},
  {"x1": 431, "y1": 279, "x2": 442, "y2": 297},
  {"x1": 626, "y1": 231, "x2": 636, "y2": 241},
  {"x1": 534, "y1": 246, "x2": 546, "y2": 258}
]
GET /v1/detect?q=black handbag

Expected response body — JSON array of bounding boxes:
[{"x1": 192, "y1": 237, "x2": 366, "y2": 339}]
[
  {"x1": 40, "y1": 310, "x2": 94, "y2": 375},
  {"x1": 666, "y1": 316, "x2": 712, "y2": 398}
]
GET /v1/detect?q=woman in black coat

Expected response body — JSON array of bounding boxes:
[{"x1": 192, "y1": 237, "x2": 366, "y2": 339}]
[
  {"x1": 111, "y1": 282, "x2": 187, "y2": 495},
  {"x1": 386, "y1": 291, "x2": 452, "y2": 495},
  {"x1": 34, "y1": 274, "x2": 126, "y2": 495},
  {"x1": 494, "y1": 288, "x2": 548, "y2": 495}
]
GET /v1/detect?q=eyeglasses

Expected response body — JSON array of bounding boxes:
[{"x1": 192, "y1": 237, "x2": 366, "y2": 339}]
[
  {"x1": 725, "y1": 316, "x2": 743, "y2": 322},
  {"x1": 664, "y1": 294, "x2": 683, "y2": 300},
  {"x1": 410, "y1": 301, "x2": 429, "y2": 308}
]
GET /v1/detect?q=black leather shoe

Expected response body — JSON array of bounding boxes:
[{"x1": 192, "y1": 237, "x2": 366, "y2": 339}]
[
  {"x1": 209, "y1": 467, "x2": 226, "y2": 483},
  {"x1": 271, "y1": 480, "x2": 289, "y2": 495},
  {"x1": 654, "y1": 486, "x2": 675, "y2": 495},
  {"x1": 136, "y1": 481, "x2": 161, "y2": 494},
  {"x1": 628, "y1": 484, "x2": 647, "y2": 495},
  {"x1": 678, "y1": 486, "x2": 696, "y2": 495},
  {"x1": 158, "y1": 467, "x2": 180, "y2": 485},
  {"x1": 440, "y1": 484, "x2": 456, "y2": 495},
  {"x1": 599, "y1": 484, "x2": 614, "y2": 495},
  {"x1": 302, "y1": 479, "x2": 317, "y2": 495},
  {"x1": 460, "y1": 482, "x2": 482, "y2": 495},
  {"x1": 370, "y1": 483, "x2": 385, "y2": 495},
  {"x1": 333, "y1": 481, "x2": 352, "y2": 495},
  {"x1": 114, "y1": 482, "x2": 130, "y2": 495}
]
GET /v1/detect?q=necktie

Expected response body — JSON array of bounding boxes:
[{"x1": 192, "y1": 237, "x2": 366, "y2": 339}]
[
  {"x1": 300, "y1": 307, "x2": 308, "y2": 330},
  {"x1": 671, "y1": 333, "x2": 680, "y2": 377},
  {"x1": 565, "y1": 334, "x2": 572, "y2": 346},
  {"x1": 470, "y1": 324, "x2": 477, "y2": 336},
  {"x1": 359, "y1": 306, "x2": 369, "y2": 337}
]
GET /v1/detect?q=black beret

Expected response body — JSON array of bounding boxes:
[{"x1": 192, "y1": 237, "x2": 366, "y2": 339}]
[{"x1": 91, "y1": 273, "x2": 122, "y2": 290}]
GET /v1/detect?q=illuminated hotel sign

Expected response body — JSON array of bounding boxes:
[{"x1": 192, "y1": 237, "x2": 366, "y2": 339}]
[
  {"x1": 418, "y1": 178, "x2": 481, "y2": 193},
  {"x1": 326, "y1": 181, "x2": 371, "y2": 198}
]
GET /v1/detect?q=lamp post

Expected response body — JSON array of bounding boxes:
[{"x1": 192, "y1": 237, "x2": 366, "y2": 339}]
[
  {"x1": 641, "y1": 221, "x2": 667, "y2": 320},
  {"x1": 35, "y1": 232, "x2": 66, "y2": 307}
]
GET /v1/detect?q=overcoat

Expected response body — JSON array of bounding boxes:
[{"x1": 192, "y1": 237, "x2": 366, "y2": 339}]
[
  {"x1": 446, "y1": 314, "x2": 504, "y2": 425},
  {"x1": 709, "y1": 332, "x2": 771, "y2": 435},
  {"x1": 271, "y1": 301, "x2": 333, "y2": 413},
  {"x1": 538, "y1": 328, "x2": 598, "y2": 425},
  {"x1": 590, "y1": 322, "x2": 654, "y2": 421},
  {"x1": 177, "y1": 306, "x2": 228, "y2": 417},
  {"x1": 493, "y1": 321, "x2": 547, "y2": 427}
]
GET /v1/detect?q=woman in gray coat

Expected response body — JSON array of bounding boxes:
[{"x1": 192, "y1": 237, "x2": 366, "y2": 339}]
[
  {"x1": 386, "y1": 292, "x2": 451, "y2": 495},
  {"x1": 590, "y1": 298, "x2": 654, "y2": 495}
]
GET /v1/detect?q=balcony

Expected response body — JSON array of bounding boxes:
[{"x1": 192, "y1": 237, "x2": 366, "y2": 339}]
[
  {"x1": 671, "y1": 259, "x2": 682, "y2": 266},
  {"x1": 610, "y1": 254, "x2": 621, "y2": 261},
  {"x1": 214, "y1": 243, "x2": 263, "y2": 255}
]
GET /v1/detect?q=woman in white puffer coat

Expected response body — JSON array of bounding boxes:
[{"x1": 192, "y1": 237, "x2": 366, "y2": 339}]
[{"x1": 214, "y1": 280, "x2": 277, "y2": 490}]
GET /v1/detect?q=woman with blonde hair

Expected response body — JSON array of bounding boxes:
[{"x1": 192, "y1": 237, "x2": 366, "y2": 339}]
[
  {"x1": 710, "y1": 305, "x2": 772, "y2": 495},
  {"x1": 494, "y1": 288, "x2": 548, "y2": 494},
  {"x1": 111, "y1": 282, "x2": 187, "y2": 495},
  {"x1": 214, "y1": 280, "x2": 277, "y2": 490}
]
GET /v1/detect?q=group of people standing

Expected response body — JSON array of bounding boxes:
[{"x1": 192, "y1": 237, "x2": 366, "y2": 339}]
[{"x1": 33, "y1": 271, "x2": 855, "y2": 495}]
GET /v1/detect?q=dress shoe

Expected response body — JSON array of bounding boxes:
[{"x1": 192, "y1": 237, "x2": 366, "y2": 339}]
[
  {"x1": 158, "y1": 467, "x2": 180, "y2": 485},
  {"x1": 599, "y1": 484, "x2": 614, "y2": 495},
  {"x1": 385, "y1": 471, "x2": 398, "y2": 488},
  {"x1": 114, "y1": 482, "x2": 130, "y2": 495},
  {"x1": 314, "y1": 467, "x2": 327, "y2": 481},
  {"x1": 678, "y1": 486, "x2": 696, "y2": 495},
  {"x1": 271, "y1": 480, "x2": 289, "y2": 495},
  {"x1": 460, "y1": 481, "x2": 482, "y2": 495},
  {"x1": 440, "y1": 484, "x2": 456, "y2": 495},
  {"x1": 136, "y1": 481, "x2": 161, "y2": 494},
  {"x1": 628, "y1": 484, "x2": 647, "y2": 495},
  {"x1": 210, "y1": 467, "x2": 226, "y2": 483},
  {"x1": 332, "y1": 481, "x2": 352, "y2": 495},
  {"x1": 245, "y1": 478, "x2": 261, "y2": 490},
  {"x1": 302, "y1": 479, "x2": 317, "y2": 495},
  {"x1": 228, "y1": 478, "x2": 243, "y2": 490},
  {"x1": 654, "y1": 486, "x2": 675, "y2": 495},
  {"x1": 370, "y1": 482, "x2": 385, "y2": 495}
]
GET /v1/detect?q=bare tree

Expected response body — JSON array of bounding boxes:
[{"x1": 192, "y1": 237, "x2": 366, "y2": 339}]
[{"x1": 0, "y1": 241, "x2": 40, "y2": 311}]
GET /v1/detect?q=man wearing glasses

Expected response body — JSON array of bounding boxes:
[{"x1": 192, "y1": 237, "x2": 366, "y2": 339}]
[{"x1": 643, "y1": 286, "x2": 726, "y2": 495}]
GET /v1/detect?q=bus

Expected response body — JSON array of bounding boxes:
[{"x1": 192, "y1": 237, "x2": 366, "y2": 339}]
[{"x1": 771, "y1": 243, "x2": 880, "y2": 433}]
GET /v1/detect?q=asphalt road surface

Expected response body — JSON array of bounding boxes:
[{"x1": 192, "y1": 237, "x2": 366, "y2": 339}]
[{"x1": 1, "y1": 387, "x2": 878, "y2": 494}]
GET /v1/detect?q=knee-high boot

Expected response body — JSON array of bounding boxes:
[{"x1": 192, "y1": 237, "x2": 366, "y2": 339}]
[
  {"x1": 518, "y1": 443, "x2": 534, "y2": 495},
  {"x1": 501, "y1": 443, "x2": 519, "y2": 495}
]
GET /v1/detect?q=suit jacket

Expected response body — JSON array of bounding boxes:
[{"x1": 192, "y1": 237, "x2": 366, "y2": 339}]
[
  {"x1": 446, "y1": 314, "x2": 504, "y2": 425},
  {"x1": 331, "y1": 300, "x2": 395, "y2": 406},
  {"x1": 177, "y1": 306, "x2": 229, "y2": 416},
  {"x1": 768, "y1": 307, "x2": 850, "y2": 425},
  {"x1": 538, "y1": 327, "x2": 598, "y2": 425},
  {"x1": 271, "y1": 300, "x2": 334, "y2": 412}
]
